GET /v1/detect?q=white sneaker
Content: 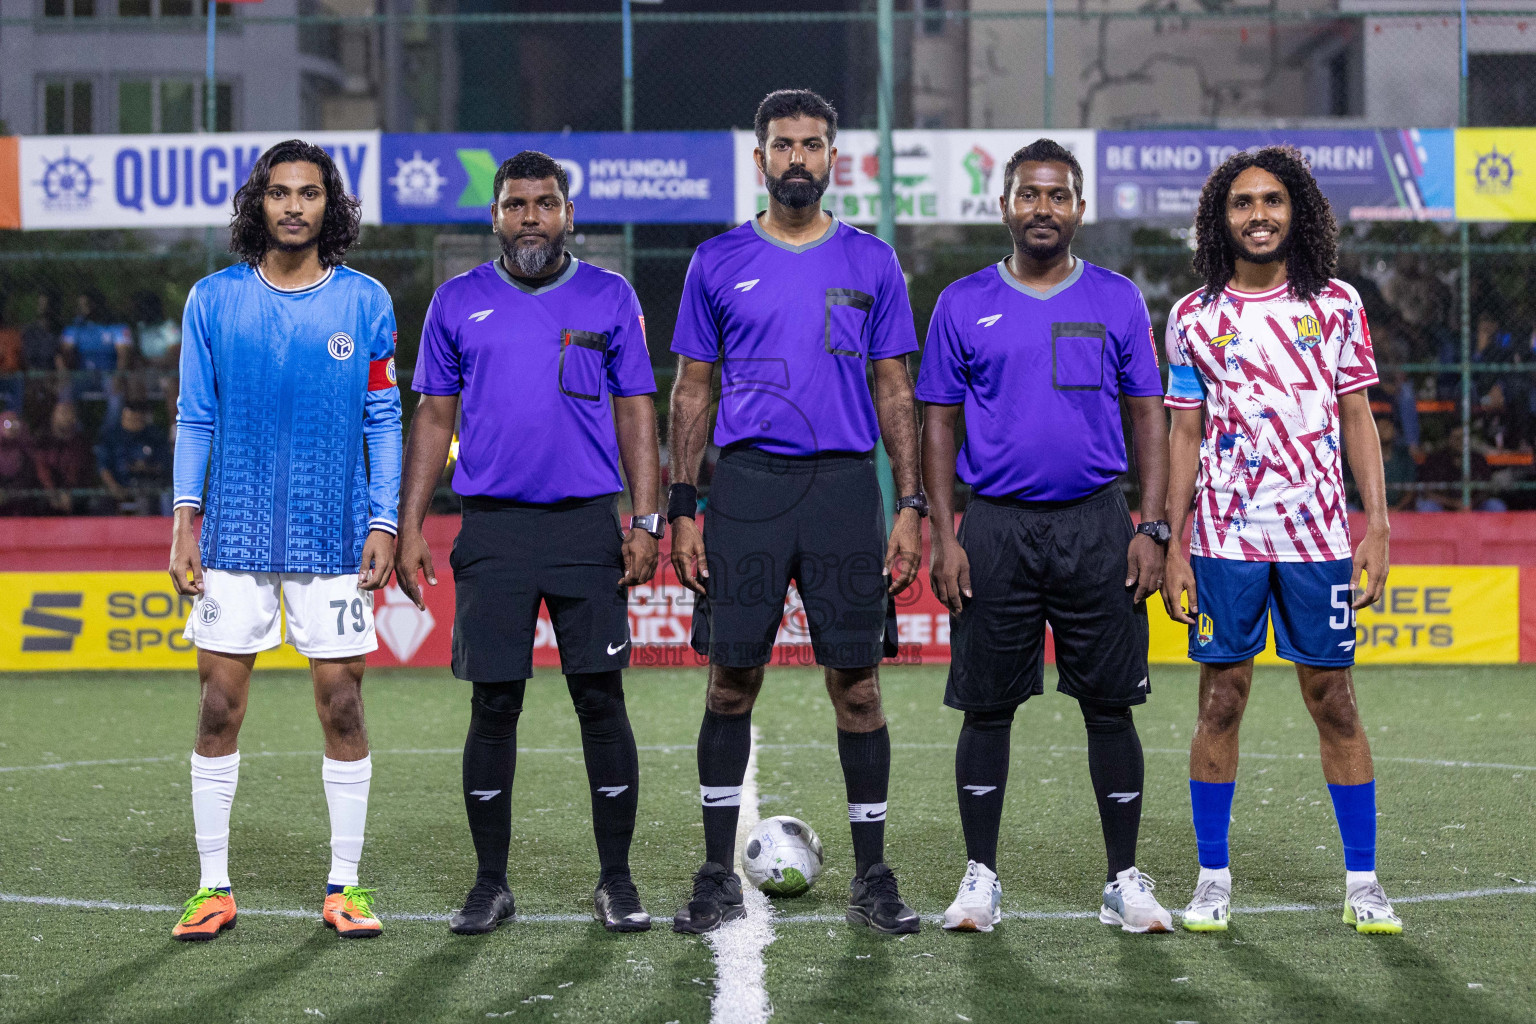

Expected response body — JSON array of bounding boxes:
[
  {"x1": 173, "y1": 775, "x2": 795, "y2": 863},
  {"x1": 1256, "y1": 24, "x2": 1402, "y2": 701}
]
[
  {"x1": 1344, "y1": 880, "x2": 1403, "y2": 935},
  {"x1": 942, "y1": 860, "x2": 1002, "y2": 932},
  {"x1": 1182, "y1": 876, "x2": 1231, "y2": 932},
  {"x1": 1099, "y1": 867, "x2": 1172, "y2": 933}
]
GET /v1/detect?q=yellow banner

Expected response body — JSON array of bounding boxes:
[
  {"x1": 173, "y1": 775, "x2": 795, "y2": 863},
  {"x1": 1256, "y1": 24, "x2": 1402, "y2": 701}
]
[
  {"x1": 2, "y1": 572, "x2": 308, "y2": 670},
  {"x1": 1149, "y1": 565, "x2": 1520, "y2": 665},
  {"x1": 1455, "y1": 128, "x2": 1536, "y2": 222}
]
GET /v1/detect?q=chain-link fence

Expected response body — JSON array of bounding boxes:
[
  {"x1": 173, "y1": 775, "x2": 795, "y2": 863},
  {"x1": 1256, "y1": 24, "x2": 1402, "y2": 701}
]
[{"x1": 2, "y1": 3, "x2": 1534, "y2": 515}]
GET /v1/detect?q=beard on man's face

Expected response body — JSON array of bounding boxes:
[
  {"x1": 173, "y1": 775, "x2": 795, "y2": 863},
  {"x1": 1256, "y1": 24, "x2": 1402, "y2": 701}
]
[
  {"x1": 764, "y1": 164, "x2": 831, "y2": 210},
  {"x1": 1228, "y1": 223, "x2": 1292, "y2": 265},
  {"x1": 498, "y1": 222, "x2": 569, "y2": 277},
  {"x1": 267, "y1": 217, "x2": 321, "y2": 254},
  {"x1": 1007, "y1": 213, "x2": 1077, "y2": 262}
]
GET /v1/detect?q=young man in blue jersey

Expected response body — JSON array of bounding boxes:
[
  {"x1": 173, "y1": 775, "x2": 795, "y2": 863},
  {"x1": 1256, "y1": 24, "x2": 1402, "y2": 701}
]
[
  {"x1": 918, "y1": 140, "x2": 1174, "y2": 933},
  {"x1": 669, "y1": 90, "x2": 924, "y2": 935},
  {"x1": 168, "y1": 140, "x2": 402, "y2": 941},
  {"x1": 394, "y1": 151, "x2": 662, "y2": 935}
]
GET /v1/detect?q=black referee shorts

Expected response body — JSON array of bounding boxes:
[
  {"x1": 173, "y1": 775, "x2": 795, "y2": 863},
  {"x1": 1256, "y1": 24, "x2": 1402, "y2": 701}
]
[
  {"x1": 690, "y1": 445, "x2": 898, "y2": 670},
  {"x1": 450, "y1": 494, "x2": 631, "y2": 682},
  {"x1": 945, "y1": 483, "x2": 1150, "y2": 712}
]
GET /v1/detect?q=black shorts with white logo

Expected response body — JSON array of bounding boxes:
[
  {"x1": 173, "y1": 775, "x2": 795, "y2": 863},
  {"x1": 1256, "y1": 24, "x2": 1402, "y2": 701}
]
[
  {"x1": 690, "y1": 445, "x2": 898, "y2": 670},
  {"x1": 450, "y1": 494, "x2": 631, "y2": 681},
  {"x1": 945, "y1": 483, "x2": 1150, "y2": 712}
]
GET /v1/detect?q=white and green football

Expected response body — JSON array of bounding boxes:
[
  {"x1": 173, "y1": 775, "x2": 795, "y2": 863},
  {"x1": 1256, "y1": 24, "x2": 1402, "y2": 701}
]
[{"x1": 742, "y1": 815, "x2": 824, "y2": 897}]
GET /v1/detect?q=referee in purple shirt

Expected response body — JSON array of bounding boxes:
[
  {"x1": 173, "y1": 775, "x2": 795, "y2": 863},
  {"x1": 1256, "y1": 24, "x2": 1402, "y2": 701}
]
[
  {"x1": 395, "y1": 151, "x2": 663, "y2": 936},
  {"x1": 916, "y1": 139, "x2": 1176, "y2": 934},
  {"x1": 668, "y1": 90, "x2": 925, "y2": 935}
]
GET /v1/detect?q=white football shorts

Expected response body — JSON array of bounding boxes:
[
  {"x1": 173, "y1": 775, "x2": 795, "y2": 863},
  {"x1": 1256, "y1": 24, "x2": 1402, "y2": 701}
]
[{"x1": 183, "y1": 569, "x2": 378, "y2": 659}]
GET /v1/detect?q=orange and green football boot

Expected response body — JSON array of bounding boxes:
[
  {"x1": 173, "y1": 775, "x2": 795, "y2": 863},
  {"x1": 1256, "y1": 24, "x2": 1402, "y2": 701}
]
[
  {"x1": 323, "y1": 885, "x2": 383, "y2": 939},
  {"x1": 172, "y1": 887, "x2": 237, "y2": 941}
]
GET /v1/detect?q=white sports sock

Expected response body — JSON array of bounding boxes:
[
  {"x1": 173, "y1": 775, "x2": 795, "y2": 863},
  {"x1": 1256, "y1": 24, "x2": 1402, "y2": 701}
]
[
  {"x1": 323, "y1": 755, "x2": 372, "y2": 888},
  {"x1": 1198, "y1": 866, "x2": 1232, "y2": 888},
  {"x1": 190, "y1": 751, "x2": 240, "y2": 890},
  {"x1": 1346, "y1": 869, "x2": 1378, "y2": 892}
]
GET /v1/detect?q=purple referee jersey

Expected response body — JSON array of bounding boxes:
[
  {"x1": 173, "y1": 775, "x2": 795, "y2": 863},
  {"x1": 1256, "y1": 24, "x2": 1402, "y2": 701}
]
[
  {"x1": 915, "y1": 258, "x2": 1163, "y2": 501},
  {"x1": 671, "y1": 216, "x2": 919, "y2": 455},
  {"x1": 413, "y1": 257, "x2": 656, "y2": 503}
]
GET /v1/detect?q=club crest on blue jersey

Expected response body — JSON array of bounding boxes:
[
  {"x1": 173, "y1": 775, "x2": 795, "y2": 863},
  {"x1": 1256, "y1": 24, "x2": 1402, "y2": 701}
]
[
  {"x1": 1292, "y1": 314, "x2": 1322, "y2": 350},
  {"x1": 328, "y1": 332, "x2": 355, "y2": 360}
]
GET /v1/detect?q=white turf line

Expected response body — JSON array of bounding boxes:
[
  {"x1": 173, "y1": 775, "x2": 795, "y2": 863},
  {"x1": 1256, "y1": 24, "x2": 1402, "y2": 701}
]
[
  {"x1": 4, "y1": 744, "x2": 1535, "y2": 775},
  {"x1": 4, "y1": 886, "x2": 1535, "y2": 926},
  {"x1": 704, "y1": 724, "x2": 775, "y2": 1024}
]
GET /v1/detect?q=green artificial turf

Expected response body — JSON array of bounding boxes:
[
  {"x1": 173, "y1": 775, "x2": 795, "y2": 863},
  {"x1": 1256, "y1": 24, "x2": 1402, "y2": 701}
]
[{"x1": 1, "y1": 665, "x2": 1532, "y2": 1022}]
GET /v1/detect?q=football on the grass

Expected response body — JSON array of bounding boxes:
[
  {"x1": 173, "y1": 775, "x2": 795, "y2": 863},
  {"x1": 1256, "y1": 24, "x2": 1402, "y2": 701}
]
[{"x1": 742, "y1": 815, "x2": 824, "y2": 897}]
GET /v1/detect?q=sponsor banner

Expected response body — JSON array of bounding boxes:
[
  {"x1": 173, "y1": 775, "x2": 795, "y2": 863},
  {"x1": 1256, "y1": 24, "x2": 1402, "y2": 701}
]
[
  {"x1": 1455, "y1": 128, "x2": 1536, "y2": 222},
  {"x1": 0, "y1": 137, "x2": 19, "y2": 230},
  {"x1": 733, "y1": 129, "x2": 1099, "y2": 226},
  {"x1": 16, "y1": 132, "x2": 381, "y2": 230},
  {"x1": 1098, "y1": 129, "x2": 1455, "y2": 223},
  {"x1": 1147, "y1": 565, "x2": 1520, "y2": 665},
  {"x1": 381, "y1": 132, "x2": 734, "y2": 225},
  {"x1": 3, "y1": 564, "x2": 1516, "y2": 670}
]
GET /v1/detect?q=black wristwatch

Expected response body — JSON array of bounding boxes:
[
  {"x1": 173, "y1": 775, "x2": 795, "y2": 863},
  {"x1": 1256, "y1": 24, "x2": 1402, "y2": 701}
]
[
  {"x1": 896, "y1": 492, "x2": 930, "y2": 518},
  {"x1": 630, "y1": 514, "x2": 665, "y2": 539},
  {"x1": 1136, "y1": 520, "x2": 1172, "y2": 546}
]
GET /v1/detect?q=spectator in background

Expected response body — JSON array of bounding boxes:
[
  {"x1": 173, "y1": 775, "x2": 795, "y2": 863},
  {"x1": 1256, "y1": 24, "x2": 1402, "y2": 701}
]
[
  {"x1": 34, "y1": 401, "x2": 98, "y2": 515},
  {"x1": 0, "y1": 406, "x2": 41, "y2": 515},
  {"x1": 1377, "y1": 414, "x2": 1417, "y2": 512},
  {"x1": 60, "y1": 290, "x2": 134, "y2": 375},
  {"x1": 1415, "y1": 425, "x2": 1504, "y2": 511},
  {"x1": 0, "y1": 310, "x2": 23, "y2": 416},
  {"x1": 133, "y1": 290, "x2": 182, "y2": 427},
  {"x1": 1471, "y1": 312, "x2": 1533, "y2": 451},
  {"x1": 22, "y1": 292, "x2": 64, "y2": 373},
  {"x1": 95, "y1": 402, "x2": 171, "y2": 514}
]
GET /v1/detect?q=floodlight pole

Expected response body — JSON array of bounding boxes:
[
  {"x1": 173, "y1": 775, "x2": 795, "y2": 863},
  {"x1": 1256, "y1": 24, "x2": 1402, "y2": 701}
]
[
  {"x1": 876, "y1": 0, "x2": 895, "y2": 246},
  {"x1": 1459, "y1": 0, "x2": 1471, "y2": 507},
  {"x1": 204, "y1": 1, "x2": 217, "y2": 133},
  {"x1": 1044, "y1": 0, "x2": 1055, "y2": 129}
]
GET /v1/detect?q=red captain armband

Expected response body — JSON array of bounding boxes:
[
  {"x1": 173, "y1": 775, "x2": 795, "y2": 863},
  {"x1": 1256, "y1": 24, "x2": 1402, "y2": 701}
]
[{"x1": 368, "y1": 357, "x2": 398, "y2": 391}]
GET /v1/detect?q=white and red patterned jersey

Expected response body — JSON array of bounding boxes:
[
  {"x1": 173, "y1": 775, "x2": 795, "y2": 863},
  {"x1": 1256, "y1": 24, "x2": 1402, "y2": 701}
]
[{"x1": 1163, "y1": 278, "x2": 1378, "y2": 562}]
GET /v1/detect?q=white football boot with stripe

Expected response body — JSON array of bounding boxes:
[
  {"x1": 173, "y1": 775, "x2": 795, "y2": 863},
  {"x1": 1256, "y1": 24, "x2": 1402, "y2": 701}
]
[{"x1": 942, "y1": 860, "x2": 1002, "y2": 932}]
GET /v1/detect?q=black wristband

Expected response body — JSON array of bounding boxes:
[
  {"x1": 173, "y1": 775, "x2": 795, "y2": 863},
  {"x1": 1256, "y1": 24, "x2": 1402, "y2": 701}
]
[{"x1": 667, "y1": 483, "x2": 699, "y2": 522}]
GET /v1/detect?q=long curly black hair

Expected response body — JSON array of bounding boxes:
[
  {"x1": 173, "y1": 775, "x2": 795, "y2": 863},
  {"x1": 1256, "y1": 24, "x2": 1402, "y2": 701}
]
[
  {"x1": 229, "y1": 139, "x2": 361, "y2": 269},
  {"x1": 1192, "y1": 145, "x2": 1337, "y2": 303}
]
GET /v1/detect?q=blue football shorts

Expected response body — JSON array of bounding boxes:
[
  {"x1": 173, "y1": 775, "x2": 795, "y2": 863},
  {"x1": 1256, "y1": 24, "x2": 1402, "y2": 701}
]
[{"x1": 1187, "y1": 556, "x2": 1357, "y2": 668}]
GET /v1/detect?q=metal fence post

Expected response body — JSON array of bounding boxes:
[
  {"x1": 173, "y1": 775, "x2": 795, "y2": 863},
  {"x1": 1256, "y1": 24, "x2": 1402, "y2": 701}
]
[
  {"x1": 1459, "y1": 0, "x2": 1472, "y2": 508},
  {"x1": 621, "y1": 0, "x2": 635, "y2": 283}
]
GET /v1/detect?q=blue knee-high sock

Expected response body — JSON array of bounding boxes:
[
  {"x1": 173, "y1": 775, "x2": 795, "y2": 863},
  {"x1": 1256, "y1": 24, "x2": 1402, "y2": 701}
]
[
  {"x1": 1327, "y1": 780, "x2": 1376, "y2": 872},
  {"x1": 1189, "y1": 780, "x2": 1236, "y2": 869}
]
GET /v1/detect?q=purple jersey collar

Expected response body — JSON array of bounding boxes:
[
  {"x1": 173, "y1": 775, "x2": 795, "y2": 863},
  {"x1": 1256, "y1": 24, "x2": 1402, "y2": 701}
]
[
  {"x1": 494, "y1": 253, "x2": 581, "y2": 296},
  {"x1": 749, "y1": 212, "x2": 839, "y2": 254},
  {"x1": 996, "y1": 255, "x2": 1084, "y2": 301}
]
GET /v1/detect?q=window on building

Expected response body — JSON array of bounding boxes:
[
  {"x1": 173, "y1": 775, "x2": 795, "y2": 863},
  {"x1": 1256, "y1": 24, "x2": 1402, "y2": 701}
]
[
  {"x1": 44, "y1": 80, "x2": 94, "y2": 134},
  {"x1": 1469, "y1": 54, "x2": 1536, "y2": 127},
  {"x1": 922, "y1": 0, "x2": 946, "y2": 37},
  {"x1": 119, "y1": 0, "x2": 152, "y2": 16},
  {"x1": 118, "y1": 78, "x2": 235, "y2": 132},
  {"x1": 45, "y1": 0, "x2": 97, "y2": 16}
]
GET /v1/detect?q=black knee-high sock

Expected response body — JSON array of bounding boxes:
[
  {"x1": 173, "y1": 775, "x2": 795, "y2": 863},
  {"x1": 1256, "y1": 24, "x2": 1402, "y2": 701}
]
[
  {"x1": 697, "y1": 708, "x2": 752, "y2": 868},
  {"x1": 567, "y1": 671, "x2": 640, "y2": 880},
  {"x1": 463, "y1": 680, "x2": 525, "y2": 889},
  {"x1": 1081, "y1": 701, "x2": 1144, "y2": 880},
  {"x1": 955, "y1": 708, "x2": 1014, "y2": 871},
  {"x1": 838, "y1": 725, "x2": 891, "y2": 877}
]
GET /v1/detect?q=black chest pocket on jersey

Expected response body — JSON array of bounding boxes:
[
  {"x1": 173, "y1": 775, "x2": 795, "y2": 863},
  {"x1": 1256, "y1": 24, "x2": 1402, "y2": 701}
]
[
  {"x1": 1051, "y1": 321, "x2": 1106, "y2": 390},
  {"x1": 825, "y1": 289, "x2": 874, "y2": 358},
  {"x1": 559, "y1": 329, "x2": 609, "y2": 401}
]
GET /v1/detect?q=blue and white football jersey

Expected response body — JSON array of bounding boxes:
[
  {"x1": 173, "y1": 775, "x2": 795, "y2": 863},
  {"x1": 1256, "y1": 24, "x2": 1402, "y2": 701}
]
[{"x1": 173, "y1": 263, "x2": 403, "y2": 574}]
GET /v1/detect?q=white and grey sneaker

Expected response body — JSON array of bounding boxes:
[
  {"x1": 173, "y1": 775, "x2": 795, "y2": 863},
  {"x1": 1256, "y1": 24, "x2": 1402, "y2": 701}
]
[
  {"x1": 942, "y1": 860, "x2": 1002, "y2": 932},
  {"x1": 1344, "y1": 880, "x2": 1403, "y2": 935},
  {"x1": 1182, "y1": 875, "x2": 1231, "y2": 932},
  {"x1": 1099, "y1": 867, "x2": 1172, "y2": 933}
]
